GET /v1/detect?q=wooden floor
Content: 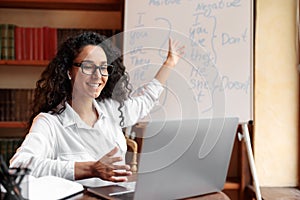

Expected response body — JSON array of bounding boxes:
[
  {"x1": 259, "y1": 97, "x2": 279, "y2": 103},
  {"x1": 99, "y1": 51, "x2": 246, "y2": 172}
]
[
  {"x1": 245, "y1": 186, "x2": 300, "y2": 200},
  {"x1": 261, "y1": 187, "x2": 300, "y2": 200}
]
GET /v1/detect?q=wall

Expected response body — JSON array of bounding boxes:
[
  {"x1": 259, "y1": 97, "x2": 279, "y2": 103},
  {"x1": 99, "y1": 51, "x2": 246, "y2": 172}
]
[{"x1": 255, "y1": 0, "x2": 299, "y2": 186}]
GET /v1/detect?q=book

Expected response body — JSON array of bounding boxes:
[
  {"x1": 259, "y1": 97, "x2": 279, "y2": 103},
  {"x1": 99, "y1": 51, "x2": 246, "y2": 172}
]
[
  {"x1": 49, "y1": 27, "x2": 57, "y2": 60},
  {"x1": 0, "y1": 25, "x2": 2, "y2": 58},
  {"x1": 0, "y1": 138, "x2": 23, "y2": 165},
  {"x1": 25, "y1": 27, "x2": 33, "y2": 60},
  {"x1": 0, "y1": 89, "x2": 5, "y2": 121},
  {"x1": 14, "y1": 26, "x2": 23, "y2": 60},
  {"x1": 2, "y1": 89, "x2": 9, "y2": 121},
  {"x1": 0, "y1": 89, "x2": 34, "y2": 121},
  {"x1": 21, "y1": 26, "x2": 26, "y2": 60},
  {"x1": 43, "y1": 26, "x2": 50, "y2": 60},
  {"x1": 37, "y1": 27, "x2": 44, "y2": 60},
  {"x1": 32, "y1": 28, "x2": 39, "y2": 60},
  {"x1": 1, "y1": 24, "x2": 15, "y2": 60},
  {"x1": 8, "y1": 24, "x2": 15, "y2": 60}
]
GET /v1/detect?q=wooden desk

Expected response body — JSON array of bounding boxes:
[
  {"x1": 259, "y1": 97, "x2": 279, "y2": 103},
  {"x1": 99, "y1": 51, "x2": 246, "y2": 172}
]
[
  {"x1": 68, "y1": 174, "x2": 230, "y2": 200},
  {"x1": 1, "y1": 190, "x2": 230, "y2": 200},
  {"x1": 69, "y1": 190, "x2": 230, "y2": 200},
  {"x1": 1, "y1": 172, "x2": 230, "y2": 200}
]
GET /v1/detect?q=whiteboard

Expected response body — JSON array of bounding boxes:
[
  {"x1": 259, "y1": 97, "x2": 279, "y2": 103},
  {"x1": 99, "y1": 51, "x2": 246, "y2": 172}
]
[{"x1": 122, "y1": 0, "x2": 253, "y2": 122}]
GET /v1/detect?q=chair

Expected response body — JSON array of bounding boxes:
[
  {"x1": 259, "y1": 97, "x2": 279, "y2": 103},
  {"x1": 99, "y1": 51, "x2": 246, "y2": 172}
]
[{"x1": 125, "y1": 135, "x2": 138, "y2": 173}]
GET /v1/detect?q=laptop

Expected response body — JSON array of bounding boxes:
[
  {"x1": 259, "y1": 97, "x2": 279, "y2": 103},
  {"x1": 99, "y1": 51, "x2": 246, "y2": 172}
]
[{"x1": 87, "y1": 117, "x2": 239, "y2": 200}]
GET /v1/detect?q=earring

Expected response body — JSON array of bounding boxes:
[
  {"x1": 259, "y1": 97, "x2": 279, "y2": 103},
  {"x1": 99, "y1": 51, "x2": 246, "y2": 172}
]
[{"x1": 67, "y1": 71, "x2": 71, "y2": 80}]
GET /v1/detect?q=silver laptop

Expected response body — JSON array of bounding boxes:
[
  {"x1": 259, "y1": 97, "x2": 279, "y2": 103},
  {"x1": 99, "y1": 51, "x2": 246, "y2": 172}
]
[{"x1": 88, "y1": 117, "x2": 239, "y2": 200}]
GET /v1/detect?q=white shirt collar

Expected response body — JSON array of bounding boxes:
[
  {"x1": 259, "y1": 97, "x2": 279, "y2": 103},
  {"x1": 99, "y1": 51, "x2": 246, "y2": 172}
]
[{"x1": 57, "y1": 100, "x2": 107, "y2": 129}]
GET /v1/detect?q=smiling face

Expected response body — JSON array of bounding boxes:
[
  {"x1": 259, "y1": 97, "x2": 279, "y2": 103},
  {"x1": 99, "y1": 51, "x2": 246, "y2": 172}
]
[{"x1": 70, "y1": 45, "x2": 108, "y2": 100}]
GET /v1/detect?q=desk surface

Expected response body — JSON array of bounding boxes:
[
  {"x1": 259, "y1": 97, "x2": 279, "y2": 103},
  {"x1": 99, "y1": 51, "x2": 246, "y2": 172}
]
[
  {"x1": 69, "y1": 190, "x2": 230, "y2": 200},
  {"x1": 68, "y1": 174, "x2": 230, "y2": 200},
  {"x1": 0, "y1": 191, "x2": 229, "y2": 200},
  {"x1": 1, "y1": 173, "x2": 231, "y2": 200}
]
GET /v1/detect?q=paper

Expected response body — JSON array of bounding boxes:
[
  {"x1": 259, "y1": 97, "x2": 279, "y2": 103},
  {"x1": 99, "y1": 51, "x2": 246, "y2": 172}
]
[{"x1": 20, "y1": 175, "x2": 84, "y2": 200}]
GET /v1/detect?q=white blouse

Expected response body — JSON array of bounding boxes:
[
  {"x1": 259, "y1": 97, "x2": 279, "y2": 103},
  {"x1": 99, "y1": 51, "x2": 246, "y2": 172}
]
[{"x1": 10, "y1": 79, "x2": 163, "y2": 180}]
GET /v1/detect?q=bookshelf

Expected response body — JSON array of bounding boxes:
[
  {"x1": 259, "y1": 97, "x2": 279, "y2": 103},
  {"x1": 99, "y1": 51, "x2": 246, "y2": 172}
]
[
  {"x1": 0, "y1": 122, "x2": 27, "y2": 128},
  {"x1": 0, "y1": 0, "x2": 124, "y2": 131},
  {"x1": 0, "y1": 0, "x2": 122, "y2": 11},
  {"x1": 0, "y1": 60, "x2": 48, "y2": 66}
]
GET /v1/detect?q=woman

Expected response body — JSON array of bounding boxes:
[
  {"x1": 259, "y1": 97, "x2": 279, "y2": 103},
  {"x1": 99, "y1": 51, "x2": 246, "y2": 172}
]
[{"x1": 10, "y1": 32, "x2": 184, "y2": 183}]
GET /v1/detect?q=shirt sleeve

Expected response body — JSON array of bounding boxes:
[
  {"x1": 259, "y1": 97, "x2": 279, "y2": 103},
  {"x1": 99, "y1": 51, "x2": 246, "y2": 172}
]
[
  {"x1": 121, "y1": 78, "x2": 164, "y2": 126},
  {"x1": 9, "y1": 113, "x2": 75, "y2": 180}
]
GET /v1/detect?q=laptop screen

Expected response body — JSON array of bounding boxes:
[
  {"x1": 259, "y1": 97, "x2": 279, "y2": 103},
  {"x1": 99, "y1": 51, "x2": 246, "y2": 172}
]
[{"x1": 134, "y1": 117, "x2": 239, "y2": 200}]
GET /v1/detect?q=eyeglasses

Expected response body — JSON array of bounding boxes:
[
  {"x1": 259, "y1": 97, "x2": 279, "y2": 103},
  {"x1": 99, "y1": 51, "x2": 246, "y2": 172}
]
[{"x1": 73, "y1": 61, "x2": 114, "y2": 76}]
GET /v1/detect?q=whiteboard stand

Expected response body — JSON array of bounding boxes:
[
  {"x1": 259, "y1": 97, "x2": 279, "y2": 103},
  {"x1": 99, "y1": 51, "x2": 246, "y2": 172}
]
[{"x1": 238, "y1": 122, "x2": 262, "y2": 200}]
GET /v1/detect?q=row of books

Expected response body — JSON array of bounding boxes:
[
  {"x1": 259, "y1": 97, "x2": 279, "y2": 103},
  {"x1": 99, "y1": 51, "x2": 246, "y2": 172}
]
[
  {"x1": 0, "y1": 137, "x2": 24, "y2": 165},
  {"x1": 0, "y1": 89, "x2": 34, "y2": 122},
  {"x1": 0, "y1": 24, "x2": 121, "y2": 61},
  {"x1": 15, "y1": 26, "x2": 57, "y2": 61},
  {"x1": 0, "y1": 24, "x2": 57, "y2": 61}
]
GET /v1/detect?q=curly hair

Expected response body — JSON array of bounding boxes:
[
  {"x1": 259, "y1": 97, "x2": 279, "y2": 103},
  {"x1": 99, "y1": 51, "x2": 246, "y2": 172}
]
[{"x1": 28, "y1": 32, "x2": 131, "y2": 129}]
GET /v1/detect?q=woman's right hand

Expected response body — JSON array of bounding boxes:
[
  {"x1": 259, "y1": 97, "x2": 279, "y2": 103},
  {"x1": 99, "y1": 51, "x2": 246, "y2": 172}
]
[
  {"x1": 75, "y1": 147, "x2": 132, "y2": 182},
  {"x1": 91, "y1": 147, "x2": 132, "y2": 182}
]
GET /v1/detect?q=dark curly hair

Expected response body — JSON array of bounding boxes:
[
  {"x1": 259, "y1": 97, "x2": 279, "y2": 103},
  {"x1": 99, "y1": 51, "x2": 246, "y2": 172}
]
[{"x1": 28, "y1": 32, "x2": 131, "y2": 129}]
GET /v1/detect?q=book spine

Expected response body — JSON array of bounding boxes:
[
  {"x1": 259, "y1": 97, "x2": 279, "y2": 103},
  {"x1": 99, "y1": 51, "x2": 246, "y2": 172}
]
[
  {"x1": 6, "y1": 89, "x2": 11, "y2": 121},
  {"x1": 21, "y1": 27, "x2": 26, "y2": 60},
  {"x1": 43, "y1": 27, "x2": 50, "y2": 60},
  {"x1": 0, "y1": 89, "x2": 4, "y2": 121},
  {"x1": 20, "y1": 89, "x2": 26, "y2": 122},
  {"x1": 4, "y1": 89, "x2": 9, "y2": 121},
  {"x1": 0, "y1": 138, "x2": 24, "y2": 165},
  {"x1": 10, "y1": 89, "x2": 16, "y2": 121},
  {"x1": 15, "y1": 89, "x2": 21, "y2": 122},
  {"x1": 1, "y1": 24, "x2": 16, "y2": 60},
  {"x1": 8, "y1": 24, "x2": 15, "y2": 60},
  {"x1": 37, "y1": 27, "x2": 44, "y2": 60},
  {"x1": 25, "y1": 89, "x2": 31, "y2": 121},
  {"x1": 1, "y1": 24, "x2": 9, "y2": 60},
  {"x1": 14, "y1": 26, "x2": 23, "y2": 60},
  {"x1": 32, "y1": 27, "x2": 39, "y2": 60},
  {"x1": 49, "y1": 27, "x2": 57, "y2": 60},
  {"x1": 0, "y1": 25, "x2": 2, "y2": 59},
  {"x1": 25, "y1": 27, "x2": 33, "y2": 60}
]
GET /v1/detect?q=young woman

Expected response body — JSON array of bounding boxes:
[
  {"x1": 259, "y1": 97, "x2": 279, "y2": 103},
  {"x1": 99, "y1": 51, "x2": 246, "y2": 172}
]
[{"x1": 10, "y1": 32, "x2": 184, "y2": 183}]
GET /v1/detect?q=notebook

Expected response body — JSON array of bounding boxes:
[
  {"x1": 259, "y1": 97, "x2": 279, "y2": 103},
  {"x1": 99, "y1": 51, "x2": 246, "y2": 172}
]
[
  {"x1": 18, "y1": 175, "x2": 84, "y2": 200},
  {"x1": 87, "y1": 117, "x2": 239, "y2": 200}
]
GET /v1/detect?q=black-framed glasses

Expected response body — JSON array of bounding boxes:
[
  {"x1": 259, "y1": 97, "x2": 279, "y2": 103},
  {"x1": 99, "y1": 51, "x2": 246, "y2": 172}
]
[{"x1": 73, "y1": 61, "x2": 114, "y2": 76}]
